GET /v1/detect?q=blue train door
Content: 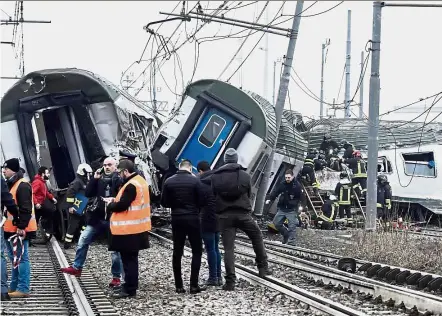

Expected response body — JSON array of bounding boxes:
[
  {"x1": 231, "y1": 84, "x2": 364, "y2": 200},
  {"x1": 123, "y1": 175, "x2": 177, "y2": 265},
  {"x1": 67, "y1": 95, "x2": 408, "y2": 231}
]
[{"x1": 177, "y1": 107, "x2": 235, "y2": 173}]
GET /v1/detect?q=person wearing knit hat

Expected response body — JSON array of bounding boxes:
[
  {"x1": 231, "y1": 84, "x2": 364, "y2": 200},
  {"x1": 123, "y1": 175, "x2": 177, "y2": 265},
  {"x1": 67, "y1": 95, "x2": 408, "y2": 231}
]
[
  {"x1": 2, "y1": 157, "x2": 36, "y2": 298},
  {"x1": 207, "y1": 148, "x2": 272, "y2": 291}
]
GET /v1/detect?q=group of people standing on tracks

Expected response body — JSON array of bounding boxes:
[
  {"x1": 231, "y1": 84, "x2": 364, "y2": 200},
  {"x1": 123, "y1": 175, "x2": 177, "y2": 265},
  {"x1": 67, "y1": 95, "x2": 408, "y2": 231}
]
[{"x1": 1, "y1": 151, "x2": 151, "y2": 300}]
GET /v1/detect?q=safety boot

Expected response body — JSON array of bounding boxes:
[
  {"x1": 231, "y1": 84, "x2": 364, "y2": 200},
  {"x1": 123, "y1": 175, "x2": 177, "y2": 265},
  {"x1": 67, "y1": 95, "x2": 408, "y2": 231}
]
[
  {"x1": 258, "y1": 267, "x2": 273, "y2": 278},
  {"x1": 222, "y1": 283, "x2": 235, "y2": 291},
  {"x1": 189, "y1": 285, "x2": 207, "y2": 294}
]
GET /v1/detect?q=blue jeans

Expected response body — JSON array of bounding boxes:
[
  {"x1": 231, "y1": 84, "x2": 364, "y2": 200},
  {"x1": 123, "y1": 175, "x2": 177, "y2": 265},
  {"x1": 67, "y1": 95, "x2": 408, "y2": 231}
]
[
  {"x1": 6, "y1": 237, "x2": 30, "y2": 294},
  {"x1": 202, "y1": 232, "x2": 222, "y2": 281},
  {"x1": 273, "y1": 209, "x2": 299, "y2": 243},
  {"x1": 72, "y1": 220, "x2": 122, "y2": 278},
  {"x1": 1, "y1": 228, "x2": 8, "y2": 294}
]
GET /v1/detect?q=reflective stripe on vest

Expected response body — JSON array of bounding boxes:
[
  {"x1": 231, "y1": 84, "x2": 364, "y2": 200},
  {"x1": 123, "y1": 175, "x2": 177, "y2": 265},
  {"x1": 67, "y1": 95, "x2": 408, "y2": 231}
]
[
  {"x1": 354, "y1": 160, "x2": 367, "y2": 178},
  {"x1": 110, "y1": 175, "x2": 151, "y2": 235},
  {"x1": 320, "y1": 203, "x2": 337, "y2": 223},
  {"x1": 4, "y1": 178, "x2": 37, "y2": 233},
  {"x1": 304, "y1": 159, "x2": 314, "y2": 166},
  {"x1": 339, "y1": 185, "x2": 351, "y2": 205}
]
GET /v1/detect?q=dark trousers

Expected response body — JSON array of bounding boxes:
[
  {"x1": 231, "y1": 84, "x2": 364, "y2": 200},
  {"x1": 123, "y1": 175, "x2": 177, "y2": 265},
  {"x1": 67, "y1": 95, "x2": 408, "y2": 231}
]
[
  {"x1": 218, "y1": 211, "x2": 268, "y2": 284},
  {"x1": 301, "y1": 165, "x2": 317, "y2": 186},
  {"x1": 120, "y1": 251, "x2": 139, "y2": 295},
  {"x1": 65, "y1": 213, "x2": 82, "y2": 243},
  {"x1": 171, "y1": 216, "x2": 202, "y2": 288},
  {"x1": 339, "y1": 205, "x2": 352, "y2": 218},
  {"x1": 35, "y1": 202, "x2": 54, "y2": 235},
  {"x1": 352, "y1": 177, "x2": 367, "y2": 197}
]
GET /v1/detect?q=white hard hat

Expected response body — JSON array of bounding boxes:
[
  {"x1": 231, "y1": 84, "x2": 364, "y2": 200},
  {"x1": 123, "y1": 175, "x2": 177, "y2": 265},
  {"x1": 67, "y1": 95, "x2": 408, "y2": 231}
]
[
  {"x1": 76, "y1": 163, "x2": 92, "y2": 176},
  {"x1": 329, "y1": 195, "x2": 337, "y2": 201}
]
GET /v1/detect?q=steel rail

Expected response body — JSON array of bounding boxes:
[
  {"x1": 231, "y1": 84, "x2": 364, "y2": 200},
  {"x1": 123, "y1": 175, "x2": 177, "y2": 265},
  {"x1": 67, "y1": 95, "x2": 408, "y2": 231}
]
[
  {"x1": 233, "y1": 239, "x2": 442, "y2": 314},
  {"x1": 149, "y1": 231, "x2": 365, "y2": 316}
]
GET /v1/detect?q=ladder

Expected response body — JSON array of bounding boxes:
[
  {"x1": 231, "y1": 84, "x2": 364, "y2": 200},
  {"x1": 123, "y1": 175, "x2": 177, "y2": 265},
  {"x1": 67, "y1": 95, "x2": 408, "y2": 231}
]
[
  {"x1": 301, "y1": 182, "x2": 324, "y2": 217},
  {"x1": 341, "y1": 165, "x2": 367, "y2": 220}
]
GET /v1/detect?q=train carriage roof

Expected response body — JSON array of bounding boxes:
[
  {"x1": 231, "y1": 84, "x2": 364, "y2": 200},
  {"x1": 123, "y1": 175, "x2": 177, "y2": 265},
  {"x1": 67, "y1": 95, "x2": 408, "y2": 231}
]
[
  {"x1": 1, "y1": 68, "x2": 157, "y2": 123},
  {"x1": 303, "y1": 118, "x2": 442, "y2": 150},
  {"x1": 184, "y1": 79, "x2": 308, "y2": 159}
]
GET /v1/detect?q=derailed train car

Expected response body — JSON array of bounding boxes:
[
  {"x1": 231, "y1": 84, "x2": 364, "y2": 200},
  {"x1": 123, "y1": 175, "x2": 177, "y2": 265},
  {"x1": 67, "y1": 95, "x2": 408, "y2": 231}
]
[
  {"x1": 303, "y1": 118, "x2": 442, "y2": 221},
  {"x1": 150, "y1": 79, "x2": 308, "y2": 212},
  {"x1": 0, "y1": 68, "x2": 159, "y2": 237}
]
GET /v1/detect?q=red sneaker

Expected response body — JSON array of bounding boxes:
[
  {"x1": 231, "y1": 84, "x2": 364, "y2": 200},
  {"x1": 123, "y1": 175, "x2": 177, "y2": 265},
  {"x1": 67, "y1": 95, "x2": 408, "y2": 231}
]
[
  {"x1": 109, "y1": 278, "x2": 121, "y2": 287},
  {"x1": 60, "y1": 266, "x2": 82, "y2": 276}
]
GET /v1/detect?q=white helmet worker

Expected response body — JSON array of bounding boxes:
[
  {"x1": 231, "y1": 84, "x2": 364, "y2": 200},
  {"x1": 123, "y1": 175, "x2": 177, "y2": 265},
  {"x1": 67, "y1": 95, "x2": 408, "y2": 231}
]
[{"x1": 76, "y1": 163, "x2": 93, "y2": 176}]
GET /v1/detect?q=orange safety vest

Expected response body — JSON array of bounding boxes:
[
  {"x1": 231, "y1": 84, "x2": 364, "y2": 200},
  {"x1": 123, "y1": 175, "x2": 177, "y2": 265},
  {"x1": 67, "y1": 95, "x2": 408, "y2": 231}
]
[
  {"x1": 110, "y1": 174, "x2": 151, "y2": 235},
  {"x1": 4, "y1": 178, "x2": 37, "y2": 233}
]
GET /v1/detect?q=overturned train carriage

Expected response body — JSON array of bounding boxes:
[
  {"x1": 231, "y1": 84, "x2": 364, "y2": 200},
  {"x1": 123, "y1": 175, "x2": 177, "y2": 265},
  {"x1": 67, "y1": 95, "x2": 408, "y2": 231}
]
[
  {"x1": 150, "y1": 79, "x2": 308, "y2": 210},
  {"x1": 0, "y1": 68, "x2": 158, "y2": 237},
  {"x1": 303, "y1": 118, "x2": 442, "y2": 221}
]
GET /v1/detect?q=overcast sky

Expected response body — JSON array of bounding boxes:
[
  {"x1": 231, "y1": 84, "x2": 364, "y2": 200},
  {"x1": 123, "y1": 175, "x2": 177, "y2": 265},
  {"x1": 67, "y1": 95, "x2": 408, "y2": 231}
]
[{"x1": 1, "y1": 1, "x2": 442, "y2": 123}]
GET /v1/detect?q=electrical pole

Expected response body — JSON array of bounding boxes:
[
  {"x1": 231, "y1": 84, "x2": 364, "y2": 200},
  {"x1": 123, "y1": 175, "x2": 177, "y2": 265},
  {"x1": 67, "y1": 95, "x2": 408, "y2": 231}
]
[
  {"x1": 344, "y1": 9, "x2": 352, "y2": 118},
  {"x1": 263, "y1": 8, "x2": 269, "y2": 100},
  {"x1": 272, "y1": 60, "x2": 277, "y2": 105},
  {"x1": 254, "y1": 1, "x2": 305, "y2": 217},
  {"x1": 320, "y1": 39, "x2": 330, "y2": 119},
  {"x1": 365, "y1": 1, "x2": 382, "y2": 231},
  {"x1": 359, "y1": 51, "x2": 364, "y2": 118}
]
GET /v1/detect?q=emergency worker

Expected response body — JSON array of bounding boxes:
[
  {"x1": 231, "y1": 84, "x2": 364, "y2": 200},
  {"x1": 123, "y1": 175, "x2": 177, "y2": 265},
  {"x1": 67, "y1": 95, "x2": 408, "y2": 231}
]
[
  {"x1": 1, "y1": 176, "x2": 19, "y2": 301},
  {"x1": 376, "y1": 175, "x2": 392, "y2": 221},
  {"x1": 319, "y1": 134, "x2": 339, "y2": 159},
  {"x1": 314, "y1": 153, "x2": 327, "y2": 171},
  {"x1": 341, "y1": 140, "x2": 355, "y2": 159},
  {"x1": 301, "y1": 149, "x2": 319, "y2": 188},
  {"x1": 2, "y1": 158, "x2": 37, "y2": 298},
  {"x1": 334, "y1": 172, "x2": 352, "y2": 219},
  {"x1": 210, "y1": 148, "x2": 271, "y2": 291},
  {"x1": 344, "y1": 151, "x2": 367, "y2": 198},
  {"x1": 32, "y1": 166, "x2": 57, "y2": 241},
  {"x1": 265, "y1": 169, "x2": 302, "y2": 245},
  {"x1": 318, "y1": 195, "x2": 338, "y2": 230},
  {"x1": 63, "y1": 163, "x2": 92, "y2": 249},
  {"x1": 61, "y1": 157, "x2": 123, "y2": 287},
  {"x1": 161, "y1": 159, "x2": 206, "y2": 294},
  {"x1": 106, "y1": 159, "x2": 151, "y2": 298}
]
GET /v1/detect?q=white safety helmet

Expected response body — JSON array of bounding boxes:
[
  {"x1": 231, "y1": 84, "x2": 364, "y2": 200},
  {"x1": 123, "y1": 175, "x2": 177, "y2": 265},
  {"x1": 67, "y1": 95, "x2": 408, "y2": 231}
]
[
  {"x1": 76, "y1": 163, "x2": 93, "y2": 176},
  {"x1": 329, "y1": 195, "x2": 337, "y2": 201}
]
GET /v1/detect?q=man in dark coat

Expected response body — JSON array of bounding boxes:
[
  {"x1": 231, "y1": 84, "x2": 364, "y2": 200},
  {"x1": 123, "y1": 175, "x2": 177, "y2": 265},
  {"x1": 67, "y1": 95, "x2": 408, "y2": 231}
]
[
  {"x1": 161, "y1": 159, "x2": 206, "y2": 294},
  {"x1": 119, "y1": 150, "x2": 145, "y2": 179},
  {"x1": 209, "y1": 148, "x2": 271, "y2": 291},
  {"x1": 1, "y1": 177, "x2": 19, "y2": 301},
  {"x1": 196, "y1": 160, "x2": 222, "y2": 287},
  {"x1": 61, "y1": 157, "x2": 123, "y2": 288},
  {"x1": 265, "y1": 169, "x2": 302, "y2": 245},
  {"x1": 106, "y1": 159, "x2": 151, "y2": 298}
]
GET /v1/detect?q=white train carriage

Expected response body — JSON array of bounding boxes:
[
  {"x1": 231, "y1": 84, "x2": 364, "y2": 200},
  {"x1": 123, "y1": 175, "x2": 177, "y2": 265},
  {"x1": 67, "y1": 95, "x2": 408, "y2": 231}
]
[{"x1": 150, "y1": 79, "x2": 308, "y2": 209}]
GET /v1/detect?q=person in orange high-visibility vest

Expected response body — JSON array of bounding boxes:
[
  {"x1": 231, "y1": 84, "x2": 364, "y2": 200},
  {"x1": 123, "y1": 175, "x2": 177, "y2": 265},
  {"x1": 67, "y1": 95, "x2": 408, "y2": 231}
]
[
  {"x1": 2, "y1": 158, "x2": 37, "y2": 298},
  {"x1": 105, "y1": 159, "x2": 150, "y2": 299}
]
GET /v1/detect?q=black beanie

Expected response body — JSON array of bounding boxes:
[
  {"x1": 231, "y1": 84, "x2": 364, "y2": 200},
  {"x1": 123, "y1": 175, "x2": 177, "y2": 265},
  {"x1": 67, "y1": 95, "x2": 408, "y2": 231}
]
[{"x1": 3, "y1": 158, "x2": 20, "y2": 173}]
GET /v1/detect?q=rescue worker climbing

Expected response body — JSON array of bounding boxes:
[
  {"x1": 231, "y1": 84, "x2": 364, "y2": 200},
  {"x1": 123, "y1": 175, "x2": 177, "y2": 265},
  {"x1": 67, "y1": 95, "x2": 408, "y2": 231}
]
[
  {"x1": 63, "y1": 163, "x2": 92, "y2": 249},
  {"x1": 318, "y1": 195, "x2": 338, "y2": 230},
  {"x1": 344, "y1": 151, "x2": 367, "y2": 199},
  {"x1": 341, "y1": 140, "x2": 355, "y2": 159},
  {"x1": 265, "y1": 169, "x2": 302, "y2": 245},
  {"x1": 2, "y1": 158, "x2": 37, "y2": 298},
  {"x1": 376, "y1": 174, "x2": 392, "y2": 221},
  {"x1": 301, "y1": 149, "x2": 319, "y2": 189},
  {"x1": 334, "y1": 172, "x2": 352, "y2": 219}
]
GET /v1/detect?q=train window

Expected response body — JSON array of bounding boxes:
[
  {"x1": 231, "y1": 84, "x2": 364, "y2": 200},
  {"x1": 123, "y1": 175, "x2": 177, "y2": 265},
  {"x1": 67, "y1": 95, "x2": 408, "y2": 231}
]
[
  {"x1": 198, "y1": 114, "x2": 226, "y2": 148},
  {"x1": 402, "y1": 151, "x2": 436, "y2": 177},
  {"x1": 250, "y1": 152, "x2": 264, "y2": 174},
  {"x1": 378, "y1": 156, "x2": 392, "y2": 173}
]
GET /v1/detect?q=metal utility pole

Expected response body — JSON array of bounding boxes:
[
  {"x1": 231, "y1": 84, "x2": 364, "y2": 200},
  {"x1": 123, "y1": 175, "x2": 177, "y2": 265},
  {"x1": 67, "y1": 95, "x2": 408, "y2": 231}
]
[
  {"x1": 365, "y1": 2, "x2": 382, "y2": 231},
  {"x1": 359, "y1": 51, "x2": 365, "y2": 118},
  {"x1": 320, "y1": 38, "x2": 330, "y2": 119},
  {"x1": 344, "y1": 9, "x2": 352, "y2": 118},
  {"x1": 254, "y1": 1, "x2": 305, "y2": 216},
  {"x1": 263, "y1": 9, "x2": 269, "y2": 100},
  {"x1": 272, "y1": 57, "x2": 282, "y2": 105}
]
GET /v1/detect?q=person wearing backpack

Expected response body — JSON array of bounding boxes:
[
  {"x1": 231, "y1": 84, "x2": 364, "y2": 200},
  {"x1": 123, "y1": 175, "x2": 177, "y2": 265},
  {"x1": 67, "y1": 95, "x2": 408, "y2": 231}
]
[{"x1": 208, "y1": 148, "x2": 272, "y2": 291}]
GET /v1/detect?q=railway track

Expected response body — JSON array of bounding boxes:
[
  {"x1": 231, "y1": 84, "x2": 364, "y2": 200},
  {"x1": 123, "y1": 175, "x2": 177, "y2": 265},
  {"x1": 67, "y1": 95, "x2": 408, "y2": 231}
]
[
  {"x1": 1, "y1": 238, "x2": 119, "y2": 316},
  {"x1": 150, "y1": 231, "x2": 367, "y2": 316}
]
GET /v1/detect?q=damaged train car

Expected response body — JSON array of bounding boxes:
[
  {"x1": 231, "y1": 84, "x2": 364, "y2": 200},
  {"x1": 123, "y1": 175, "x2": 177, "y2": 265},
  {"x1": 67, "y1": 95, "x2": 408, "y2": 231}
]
[
  {"x1": 303, "y1": 118, "x2": 442, "y2": 221},
  {"x1": 1, "y1": 68, "x2": 159, "y2": 237},
  {"x1": 150, "y1": 79, "x2": 308, "y2": 211}
]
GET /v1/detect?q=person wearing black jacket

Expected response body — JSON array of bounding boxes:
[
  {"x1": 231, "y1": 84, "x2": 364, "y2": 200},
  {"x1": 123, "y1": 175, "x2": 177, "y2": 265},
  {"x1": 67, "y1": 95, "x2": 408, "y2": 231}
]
[
  {"x1": 265, "y1": 169, "x2": 302, "y2": 245},
  {"x1": 63, "y1": 163, "x2": 92, "y2": 249},
  {"x1": 161, "y1": 159, "x2": 206, "y2": 294},
  {"x1": 208, "y1": 148, "x2": 271, "y2": 291},
  {"x1": 196, "y1": 161, "x2": 222, "y2": 287},
  {"x1": 1, "y1": 176, "x2": 18, "y2": 301},
  {"x1": 61, "y1": 157, "x2": 123, "y2": 287}
]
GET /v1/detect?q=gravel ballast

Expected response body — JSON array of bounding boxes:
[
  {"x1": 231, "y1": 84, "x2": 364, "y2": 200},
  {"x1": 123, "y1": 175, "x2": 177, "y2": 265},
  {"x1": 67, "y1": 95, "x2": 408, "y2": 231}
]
[{"x1": 85, "y1": 239, "x2": 327, "y2": 316}]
